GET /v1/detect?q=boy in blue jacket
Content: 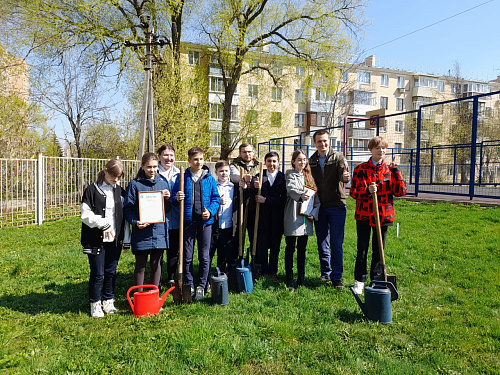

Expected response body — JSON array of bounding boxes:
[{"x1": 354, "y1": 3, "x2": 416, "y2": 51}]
[{"x1": 172, "y1": 147, "x2": 220, "y2": 301}]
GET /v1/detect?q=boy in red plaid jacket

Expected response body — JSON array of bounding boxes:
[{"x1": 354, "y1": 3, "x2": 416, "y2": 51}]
[{"x1": 349, "y1": 136, "x2": 406, "y2": 294}]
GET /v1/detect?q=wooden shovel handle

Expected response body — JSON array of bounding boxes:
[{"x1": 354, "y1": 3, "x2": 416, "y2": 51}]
[
  {"x1": 178, "y1": 167, "x2": 185, "y2": 287},
  {"x1": 371, "y1": 182, "x2": 387, "y2": 280},
  {"x1": 252, "y1": 162, "x2": 264, "y2": 256}
]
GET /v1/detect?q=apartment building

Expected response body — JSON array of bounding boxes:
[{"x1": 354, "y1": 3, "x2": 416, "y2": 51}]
[
  {"x1": 181, "y1": 43, "x2": 500, "y2": 158},
  {"x1": 0, "y1": 44, "x2": 29, "y2": 100}
]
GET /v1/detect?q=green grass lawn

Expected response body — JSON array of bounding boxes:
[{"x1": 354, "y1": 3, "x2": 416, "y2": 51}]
[{"x1": 0, "y1": 199, "x2": 499, "y2": 374}]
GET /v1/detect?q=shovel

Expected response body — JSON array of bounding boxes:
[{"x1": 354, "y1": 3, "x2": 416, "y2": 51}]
[
  {"x1": 172, "y1": 166, "x2": 192, "y2": 303},
  {"x1": 230, "y1": 167, "x2": 246, "y2": 283},
  {"x1": 371, "y1": 182, "x2": 397, "y2": 292},
  {"x1": 251, "y1": 162, "x2": 264, "y2": 280}
]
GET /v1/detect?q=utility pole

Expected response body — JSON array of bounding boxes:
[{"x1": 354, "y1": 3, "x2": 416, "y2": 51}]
[{"x1": 124, "y1": 17, "x2": 166, "y2": 158}]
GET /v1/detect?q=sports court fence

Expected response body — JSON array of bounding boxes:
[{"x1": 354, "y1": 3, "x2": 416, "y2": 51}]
[{"x1": 258, "y1": 91, "x2": 500, "y2": 201}]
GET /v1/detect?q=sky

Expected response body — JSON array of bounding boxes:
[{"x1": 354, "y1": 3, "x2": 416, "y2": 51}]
[{"x1": 358, "y1": 0, "x2": 500, "y2": 82}]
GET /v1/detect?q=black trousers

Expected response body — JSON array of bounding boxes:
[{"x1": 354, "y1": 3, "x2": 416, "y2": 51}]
[
  {"x1": 209, "y1": 227, "x2": 234, "y2": 273},
  {"x1": 354, "y1": 220, "x2": 388, "y2": 282},
  {"x1": 165, "y1": 229, "x2": 179, "y2": 282},
  {"x1": 284, "y1": 235, "x2": 308, "y2": 278}
]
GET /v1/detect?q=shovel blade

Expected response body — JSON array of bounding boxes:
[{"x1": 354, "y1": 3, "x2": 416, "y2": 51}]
[{"x1": 172, "y1": 281, "x2": 192, "y2": 304}]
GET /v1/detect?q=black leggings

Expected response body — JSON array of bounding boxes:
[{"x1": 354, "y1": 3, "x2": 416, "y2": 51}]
[{"x1": 134, "y1": 249, "x2": 164, "y2": 287}]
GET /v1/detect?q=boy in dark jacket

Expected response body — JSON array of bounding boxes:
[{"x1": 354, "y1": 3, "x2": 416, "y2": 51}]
[
  {"x1": 250, "y1": 151, "x2": 286, "y2": 279},
  {"x1": 349, "y1": 136, "x2": 406, "y2": 294},
  {"x1": 172, "y1": 147, "x2": 220, "y2": 301}
]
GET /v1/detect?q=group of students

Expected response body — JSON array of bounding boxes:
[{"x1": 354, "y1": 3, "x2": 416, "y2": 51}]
[{"x1": 81, "y1": 131, "x2": 406, "y2": 318}]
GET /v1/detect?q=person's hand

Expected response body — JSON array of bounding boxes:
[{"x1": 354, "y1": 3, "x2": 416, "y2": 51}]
[
  {"x1": 342, "y1": 164, "x2": 350, "y2": 183},
  {"x1": 389, "y1": 156, "x2": 398, "y2": 170},
  {"x1": 300, "y1": 192, "x2": 310, "y2": 201},
  {"x1": 254, "y1": 176, "x2": 261, "y2": 189},
  {"x1": 202, "y1": 207, "x2": 210, "y2": 220},
  {"x1": 243, "y1": 173, "x2": 252, "y2": 184},
  {"x1": 306, "y1": 214, "x2": 314, "y2": 220},
  {"x1": 220, "y1": 194, "x2": 227, "y2": 206},
  {"x1": 369, "y1": 182, "x2": 377, "y2": 194},
  {"x1": 162, "y1": 189, "x2": 170, "y2": 199},
  {"x1": 103, "y1": 228, "x2": 115, "y2": 241},
  {"x1": 239, "y1": 179, "x2": 247, "y2": 189},
  {"x1": 176, "y1": 191, "x2": 185, "y2": 201},
  {"x1": 136, "y1": 221, "x2": 149, "y2": 229},
  {"x1": 255, "y1": 195, "x2": 266, "y2": 204}
]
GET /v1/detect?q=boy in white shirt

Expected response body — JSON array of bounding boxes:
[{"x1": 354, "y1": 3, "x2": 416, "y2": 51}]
[{"x1": 208, "y1": 160, "x2": 237, "y2": 278}]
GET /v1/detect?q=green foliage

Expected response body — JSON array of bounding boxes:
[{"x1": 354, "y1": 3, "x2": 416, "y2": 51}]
[
  {"x1": 198, "y1": 0, "x2": 365, "y2": 158},
  {"x1": 0, "y1": 199, "x2": 499, "y2": 374},
  {"x1": 82, "y1": 120, "x2": 139, "y2": 159}
]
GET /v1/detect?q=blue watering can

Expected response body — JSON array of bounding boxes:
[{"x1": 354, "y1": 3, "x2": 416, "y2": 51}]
[
  {"x1": 236, "y1": 259, "x2": 253, "y2": 293},
  {"x1": 350, "y1": 280, "x2": 399, "y2": 324},
  {"x1": 210, "y1": 267, "x2": 229, "y2": 306}
]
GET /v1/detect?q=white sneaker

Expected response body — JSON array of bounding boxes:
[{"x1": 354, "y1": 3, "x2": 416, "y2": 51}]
[
  {"x1": 102, "y1": 299, "x2": 118, "y2": 314},
  {"x1": 90, "y1": 301, "x2": 104, "y2": 318},
  {"x1": 194, "y1": 286, "x2": 205, "y2": 301},
  {"x1": 353, "y1": 280, "x2": 365, "y2": 295}
]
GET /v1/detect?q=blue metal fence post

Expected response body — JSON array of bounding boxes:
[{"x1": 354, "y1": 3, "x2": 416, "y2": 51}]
[
  {"x1": 430, "y1": 146, "x2": 434, "y2": 185},
  {"x1": 453, "y1": 146, "x2": 457, "y2": 185},
  {"x1": 282, "y1": 137, "x2": 286, "y2": 172},
  {"x1": 469, "y1": 97, "x2": 479, "y2": 200},
  {"x1": 415, "y1": 109, "x2": 422, "y2": 197},
  {"x1": 409, "y1": 149, "x2": 413, "y2": 185},
  {"x1": 478, "y1": 141, "x2": 484, "y2": 186}
]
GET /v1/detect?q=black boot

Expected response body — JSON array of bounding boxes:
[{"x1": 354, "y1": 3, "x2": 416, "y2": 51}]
[{"x1": 297, "y1": 274, "x2": 307, "y2": 288}]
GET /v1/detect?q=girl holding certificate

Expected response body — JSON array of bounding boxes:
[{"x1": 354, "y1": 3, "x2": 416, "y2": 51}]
[
  {"x1": 124, "y1": 152, "x2": 170, "y2": 288},
  {"x1": 283, "y1": 149, "x2": 320, "y2": 291}
]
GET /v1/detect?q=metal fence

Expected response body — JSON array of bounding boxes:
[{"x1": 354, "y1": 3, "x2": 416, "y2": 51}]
[
  {"x1": 0, "y1": 154, "x2": 216, "y2": 228},
  {"x1": 258, "y1": 91, "x2": 500, "y2": 201}
]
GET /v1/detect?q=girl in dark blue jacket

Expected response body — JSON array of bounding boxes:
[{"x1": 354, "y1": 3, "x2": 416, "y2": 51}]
[{"x1": 124, "y1": 153, "x2": 170, "y2": 288}]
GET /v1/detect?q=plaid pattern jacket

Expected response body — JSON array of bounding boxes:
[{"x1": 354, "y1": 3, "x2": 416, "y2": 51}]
[{"x1": 349, "y1": 158, "x2": 406, "y2": 226}]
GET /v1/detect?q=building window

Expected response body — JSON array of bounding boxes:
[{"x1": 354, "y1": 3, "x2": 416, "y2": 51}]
[
  {"x1": 210, "y1": 103, "x2": 224, "y2": 120},
  {"x1": 394, "y1": 142, "x2": 402, "y2": 151},
  {"x1": 211, "y1": 132, "x2": 221, "y2": 147},
  {"x1": 209, "y1": 76, "x2": 224, "y2": 93},
  {"x1": 295, "y1": 113, "x2": 305, "y2": 128},
  {"x1": 248, "y1": 84, "x2": 258, "y2": 99},
  {"x1": 231, "y1": 105, "x2": 239, "y2": 121},
  {"x1": 354, "y1": 91, "x2": 376, "y2": 106},
  {"x1": 396, "y1": 98, "x2": 404, "y2": 111},
  {"x1": 380, "y1": 96, "x2": 388, "y2": 109},
  {"x1": 295, "y1": 89, "x2": 305, "y2": 103},
  {"x1": 319, "y1": 114, "x2": 330, "y2": 127},
  {"x1": 316, "y1": 88, "x2": 333, "y2": 102},
  {"x1": 271, "y1": 111, "x2": 282, "y2": 127},
  {"x1": 273, "y1": 63, "x2": 283, "y2": 76},
  {"x1": 188, "y1": 51, "x2": 200, "y2": 65},
  {"x1": 381, "y1": 74, "x2": 388, "y2": 87},
  {"x1": 395, "y1": 120, "x2": 403, "y2": 133},
  {"x1": 338, "y1": 93, "x2": 347, "y2": 106},
  {"x1": 246, "y1": 109, "x2": 258, "y2": 125},
  {"x1": 272, "y1": 86, "x2": 282, "y2": 101},
  {"x1": 296, "y1": 66, "x2": 305, "y2": 77},
  {"x1": 341, "y1": 70, "x2": 348, "y2": 82},
  {"x1": 438, "y1": 81, "x2": 445, "y2": 92},
  {"x1": 357, "y1": 71, "x2": 371, "y2": 84},
  {"x1": 249, "y1": 60, "x2": 259, "y2": 72},
  {"x1": 397, "y1": 76, "x2": 405, "y2": 89}
]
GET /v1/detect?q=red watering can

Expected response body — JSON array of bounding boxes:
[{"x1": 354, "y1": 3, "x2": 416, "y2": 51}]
[{"x1": 126, "y1": 284, "x2": 175, "y2": 317}]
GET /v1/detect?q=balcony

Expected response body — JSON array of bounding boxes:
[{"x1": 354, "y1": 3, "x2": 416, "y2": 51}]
[{"x1": 348, "y1": 127, "x2": 375, "y2": 139}]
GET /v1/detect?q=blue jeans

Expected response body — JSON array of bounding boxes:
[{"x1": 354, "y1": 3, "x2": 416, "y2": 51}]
[
  {"x1": 87, "y1": 242, "x2": 122, "y2": 303},
  {"x1": 184, "y1": 215, "x2": 212, "y2": 288},
  {"x1": 314, "y1": 205, "x2": 347, "y2": 281}
]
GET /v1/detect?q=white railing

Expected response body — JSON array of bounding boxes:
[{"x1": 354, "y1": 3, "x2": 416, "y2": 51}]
[{"x1": 0, "y1": 154, "x2": 214, "y2": 228}]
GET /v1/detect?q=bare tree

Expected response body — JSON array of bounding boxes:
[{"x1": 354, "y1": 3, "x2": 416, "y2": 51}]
[{"x1": 33, "y1": 50, "x2": 113, "y2": 158}]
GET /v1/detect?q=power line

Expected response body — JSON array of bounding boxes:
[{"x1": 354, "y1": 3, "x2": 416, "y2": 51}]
[{"x1": 364, "y1": 0, "x2": 494, "y2": 53}]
